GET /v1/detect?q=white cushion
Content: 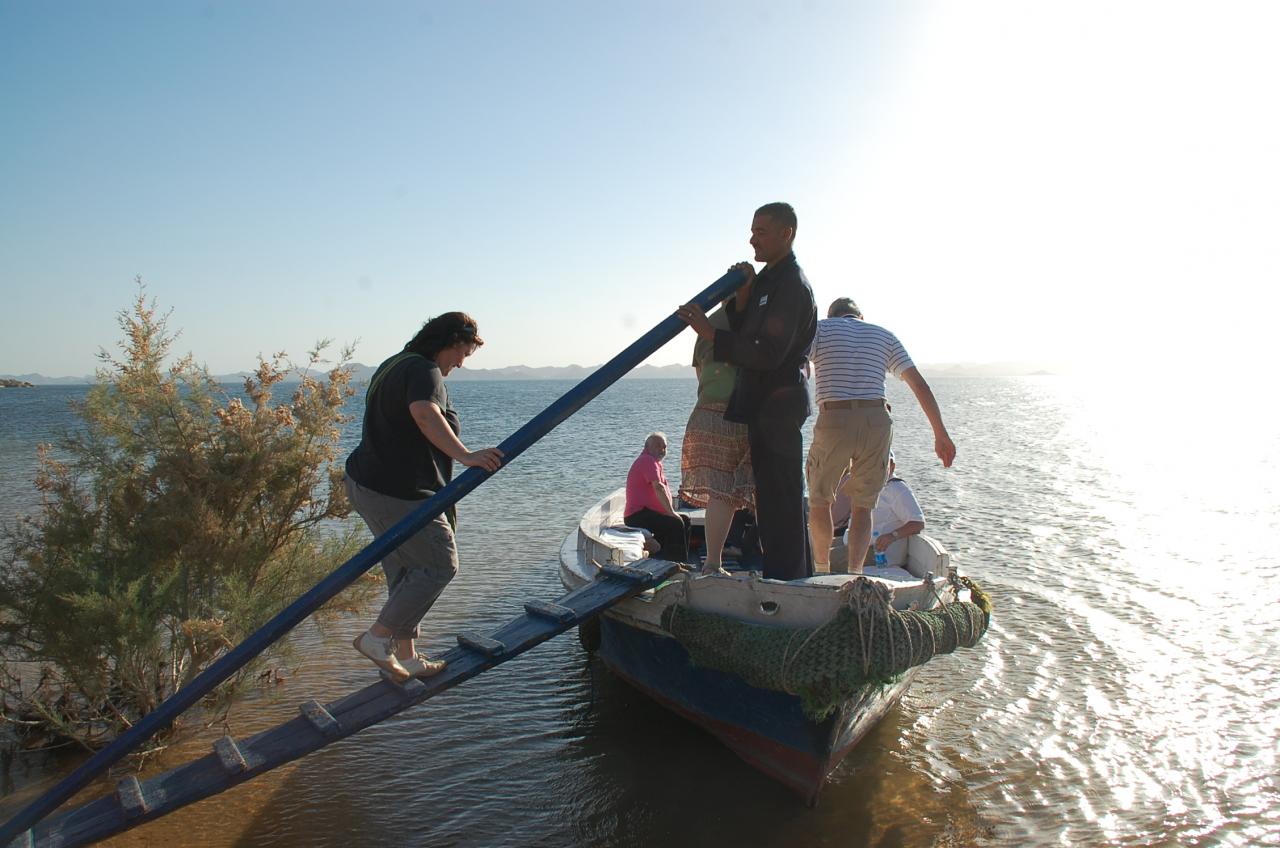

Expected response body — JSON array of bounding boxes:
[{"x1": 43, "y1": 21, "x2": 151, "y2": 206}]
[{"x1": 596, "y1": 526, "x2": 651, "y2": 563}]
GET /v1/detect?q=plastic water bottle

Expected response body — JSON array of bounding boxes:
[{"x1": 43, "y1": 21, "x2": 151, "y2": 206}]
[{"x1": 871, "y1": 531, "x2": 888, "y2": 566}]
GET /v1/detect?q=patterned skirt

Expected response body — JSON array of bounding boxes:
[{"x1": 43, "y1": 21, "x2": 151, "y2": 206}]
[{"x1": 679, "y1": 402, "x2": 755, "y2": 510}]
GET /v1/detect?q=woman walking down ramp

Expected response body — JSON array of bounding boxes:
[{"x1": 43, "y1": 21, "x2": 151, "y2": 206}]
[
  {"x1": 345, "y1": 312, "x2": 503, "y2": 681},
  {"x1": 678, "y1": 306, "x2": 754, "y2": 576}
]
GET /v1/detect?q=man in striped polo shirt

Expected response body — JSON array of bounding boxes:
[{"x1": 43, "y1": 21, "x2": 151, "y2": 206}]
[{"x1": 806, "y1": 298, "x2": 956, "y2": 573}]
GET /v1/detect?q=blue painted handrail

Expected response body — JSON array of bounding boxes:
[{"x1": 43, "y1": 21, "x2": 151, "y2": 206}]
[{"x1": 0, "y1": 269, "x2": 745, "y2": 841}]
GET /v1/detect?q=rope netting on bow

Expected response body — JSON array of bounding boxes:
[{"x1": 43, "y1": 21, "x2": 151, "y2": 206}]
[{"x1": 660, "y1": 575, "x2": 992, "y2": 720}]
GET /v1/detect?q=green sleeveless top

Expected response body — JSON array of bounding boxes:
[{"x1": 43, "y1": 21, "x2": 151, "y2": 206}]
[{"x1": 694, "y1": 308, "x2": 737, "y2": 406}]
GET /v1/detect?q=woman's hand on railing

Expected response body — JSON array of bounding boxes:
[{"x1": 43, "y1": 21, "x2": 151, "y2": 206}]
[{"x1": 461, "y1": 447, "x2": 504, "y2": 472}]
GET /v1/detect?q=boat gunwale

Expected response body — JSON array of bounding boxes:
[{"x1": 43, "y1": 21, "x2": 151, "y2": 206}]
[{"x1": 562, "y1": 488, "x2": 960, "y2": 633}]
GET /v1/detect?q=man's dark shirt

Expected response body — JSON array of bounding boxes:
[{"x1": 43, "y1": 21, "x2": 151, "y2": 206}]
[
  {"x1": 712, "y1": 252, "x2": 817, "y2": 423},
  {"x1": 345, "y1": 353, "x2": 459, "y2": 500}
]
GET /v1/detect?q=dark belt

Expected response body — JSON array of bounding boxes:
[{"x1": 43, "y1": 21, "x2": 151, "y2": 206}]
[{"x1": 820, "y1": 398, "x2": 885, "y2": 410}]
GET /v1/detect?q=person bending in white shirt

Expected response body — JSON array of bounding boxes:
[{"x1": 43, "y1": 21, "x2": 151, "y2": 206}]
[{"x1": 862, "y1": 451, "x2": 925, "y2": 569}]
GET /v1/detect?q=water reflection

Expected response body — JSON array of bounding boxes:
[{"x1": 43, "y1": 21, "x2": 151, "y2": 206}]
[{"x1": 3, "y1": 377, "x2": 1279, "y2": 845}]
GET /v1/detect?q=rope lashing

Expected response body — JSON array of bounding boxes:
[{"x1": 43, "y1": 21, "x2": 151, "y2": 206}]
[{"x1": 661, "y1": 576, "x2": 991, "y2": 720}]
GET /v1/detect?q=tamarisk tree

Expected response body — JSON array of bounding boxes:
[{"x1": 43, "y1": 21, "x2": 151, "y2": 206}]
[{"x1": 0, "y1": 286, "x2": 373, "y2": 750}]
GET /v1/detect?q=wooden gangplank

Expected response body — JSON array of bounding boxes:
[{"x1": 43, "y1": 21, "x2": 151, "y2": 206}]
[{"x1": 15, "y1": 560, "x2": 676, "y2": 848}]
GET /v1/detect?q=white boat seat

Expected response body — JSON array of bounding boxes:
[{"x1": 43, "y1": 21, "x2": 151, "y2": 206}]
[
  {"x1": 595, "y1": 526, "x2": 651, "y2": 564},
  {"x1": 864, "y1": 565, "x2": 917, "y2": 582},
  {"x1": 800, "y1": 566, "x2": 917, "y2": 586}
]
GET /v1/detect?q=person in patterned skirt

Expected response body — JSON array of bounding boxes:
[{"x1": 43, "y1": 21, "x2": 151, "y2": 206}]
[{"x1": 678, "y1": 306, "x2": 755, "y2": 576}]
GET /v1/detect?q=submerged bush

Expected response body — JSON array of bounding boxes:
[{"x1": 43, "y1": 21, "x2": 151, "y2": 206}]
[{"x1": 0, "y1": 284, "x2": 374, "y2": 750}]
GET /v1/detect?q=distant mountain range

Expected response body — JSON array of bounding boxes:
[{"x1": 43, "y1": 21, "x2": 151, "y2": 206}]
[
  {"x1": 3, "y1": 360, "x2": 1056, "y2": 386},
  {"x1": 0, "y1": 364, "x2": 693, "y2": 385},
  {"x1": 416, "y1": 363, "x2": 695, "y2": 381},
  {"x1": 0, "y1": 372, "x2": 91, "y2": 386}
]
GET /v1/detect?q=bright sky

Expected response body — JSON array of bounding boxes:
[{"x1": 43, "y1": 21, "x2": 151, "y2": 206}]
[{"x1": 2, "y1": 1, "x2": 1277, "y2": 379}]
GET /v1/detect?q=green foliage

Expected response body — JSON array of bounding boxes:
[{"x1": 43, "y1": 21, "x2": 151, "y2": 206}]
[{"x1": 0, "y1": 283, "x2": 374, "y2": 750}]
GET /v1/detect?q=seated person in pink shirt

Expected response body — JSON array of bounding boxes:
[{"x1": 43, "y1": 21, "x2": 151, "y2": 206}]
[{"x1": 624, "y1": 432, "x2": 691, "y2": 563}]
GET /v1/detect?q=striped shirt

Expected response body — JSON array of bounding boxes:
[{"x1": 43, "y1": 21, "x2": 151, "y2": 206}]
[{"x1": 809, "y1": 316, "x2": 914, "y2": 404}]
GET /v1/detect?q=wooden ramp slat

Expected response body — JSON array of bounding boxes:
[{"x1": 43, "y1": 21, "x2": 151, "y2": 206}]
[
  {"x1": 523, "y1": 600, "x2": 575, "y2": 623},
  {"x1": 299, "y1": 700, "x2": 341, "y2": 738},
  {"x1": 23, "y1": 559, "x2": 676, "y2": 848},
  {"x1": 212, "y1": 737, "x2": 248, "y2": 774},
  {"x1": 115, "y1": 776, "x2": 147, "y2": 819},
  {"x1": 456, "y1": 632, "x2": 506, "y2": 657},
  {"x1": 601, "y1": 562, "x2": 656, "y2": 582},
  {"x1": 380, "y1": 675, "x2": 429, "y2": 701}
]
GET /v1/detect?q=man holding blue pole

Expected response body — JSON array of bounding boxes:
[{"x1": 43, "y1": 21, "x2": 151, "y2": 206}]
[{"x1": 677, "y1": 202, "x2": 817, "y2": 581}]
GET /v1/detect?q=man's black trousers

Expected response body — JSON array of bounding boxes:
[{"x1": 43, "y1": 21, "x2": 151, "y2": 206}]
[
  {"x1": 624, "y1": 508, "x2": 691, "y2": 563},
  {"x1": 748, "y1": 409, "x2": 812, "y2": 581}
]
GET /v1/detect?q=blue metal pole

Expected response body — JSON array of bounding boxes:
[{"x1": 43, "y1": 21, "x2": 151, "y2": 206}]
[{"x1": 1, "y1": 269, "x2": 745, "y2": 841}]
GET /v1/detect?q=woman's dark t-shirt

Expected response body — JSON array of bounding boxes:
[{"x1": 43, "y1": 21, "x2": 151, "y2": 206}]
[{"x1": 345, "y1": 354, "x2": 459, "y2": 500}]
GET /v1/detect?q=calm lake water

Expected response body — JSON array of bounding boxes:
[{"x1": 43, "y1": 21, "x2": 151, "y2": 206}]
[{"x1": 1, "y1": 377, "x2": 1278, "y2": 847}]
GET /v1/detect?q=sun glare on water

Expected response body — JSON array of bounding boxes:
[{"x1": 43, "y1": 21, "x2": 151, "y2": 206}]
[{"x1": 1024, "y1": 368, "x2": 1280, "y2": 837}]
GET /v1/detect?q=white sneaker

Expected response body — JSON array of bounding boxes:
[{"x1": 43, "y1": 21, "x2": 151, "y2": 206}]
[
  {"x1": 400, "y1": 654, "x2": 448, "y2": 678},
  {"x1": 353, "y1": 631, "x2": 409, "y2": 682}
]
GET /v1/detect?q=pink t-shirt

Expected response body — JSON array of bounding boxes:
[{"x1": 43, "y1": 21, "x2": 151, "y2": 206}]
[{"x1": 625, "y1": 451, "x2": 670, "y2": 517}]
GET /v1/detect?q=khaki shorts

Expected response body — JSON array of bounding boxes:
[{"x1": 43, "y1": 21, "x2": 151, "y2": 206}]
[{"x1": 805, "y1": 406, "x2": 893, "y2": 509}]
